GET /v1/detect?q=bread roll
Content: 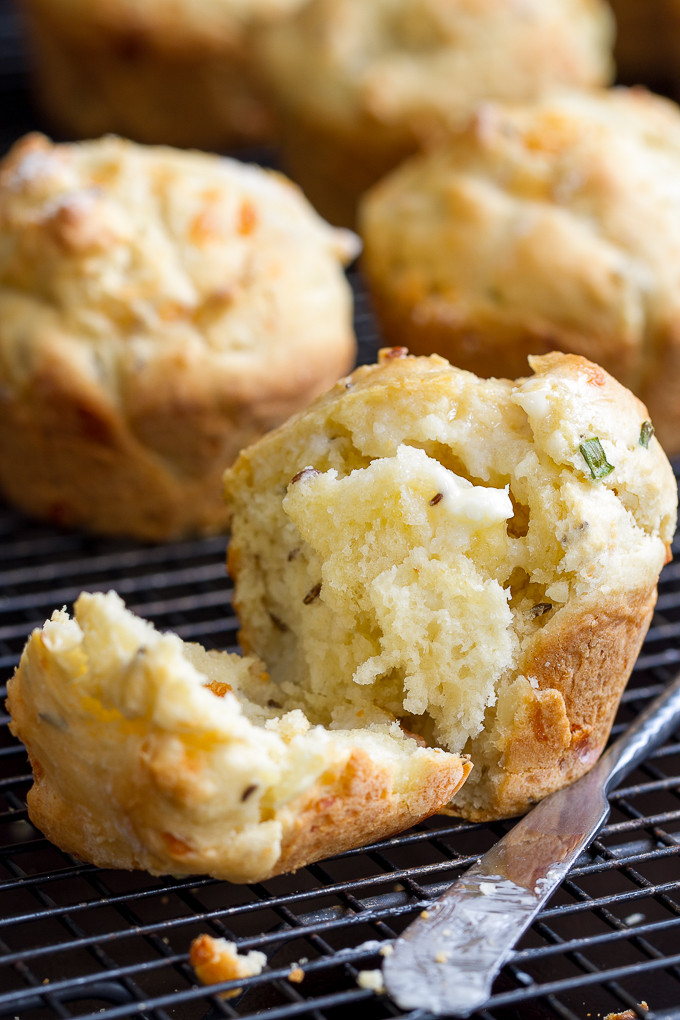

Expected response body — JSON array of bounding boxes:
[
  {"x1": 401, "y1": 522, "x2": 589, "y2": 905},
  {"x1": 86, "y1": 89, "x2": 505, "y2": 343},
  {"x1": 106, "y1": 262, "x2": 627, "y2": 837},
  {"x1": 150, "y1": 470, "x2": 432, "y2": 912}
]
[
  {"x1": 0, "y1": 133, "x2": 358, "y2": 539},
  {"x1": 360, "y1": 88, "x2": 680, "y2": 456},
  {"x1": 18, "y1": 0, "x2": 307, "y2": 149},
  {"x1": 257, "y1": 0, "x2": 614, "y2": 224},
  {"x1": 223, "y1": 348, "x2": 677, "y2": 820}
]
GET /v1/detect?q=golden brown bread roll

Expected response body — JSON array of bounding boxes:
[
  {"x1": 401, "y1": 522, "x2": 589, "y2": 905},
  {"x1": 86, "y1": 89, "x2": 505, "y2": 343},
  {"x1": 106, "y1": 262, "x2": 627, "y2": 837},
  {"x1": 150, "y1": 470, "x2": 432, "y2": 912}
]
[
  {"x1": 7, "y1": 590, "x2": 470, "y2": 883},
  {"x1": 223, "y1": 348, "x2": 677, "y2": 820},
  {"x1": 0, "y1": 133, "x2": 358, "y2": 539},
  {"x1": 18, "y1": 0, "x2": 308, "y2": 149},
  {"x1": 360, "y1": 87, "x2": 680, "y2": 456},
  {"x1": 7, "y1": 349, "x2": 676, "y2": 884},
  {"x1": 257, "y1": 0, "x2": 615, "y2": 224}
]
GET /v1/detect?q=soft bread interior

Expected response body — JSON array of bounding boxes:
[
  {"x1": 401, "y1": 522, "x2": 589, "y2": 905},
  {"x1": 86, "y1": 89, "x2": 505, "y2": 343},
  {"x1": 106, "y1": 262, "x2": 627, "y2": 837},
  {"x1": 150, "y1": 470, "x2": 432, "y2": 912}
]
[{"x1": 279, "y1": 444, "x2": 516, "y2": 751}]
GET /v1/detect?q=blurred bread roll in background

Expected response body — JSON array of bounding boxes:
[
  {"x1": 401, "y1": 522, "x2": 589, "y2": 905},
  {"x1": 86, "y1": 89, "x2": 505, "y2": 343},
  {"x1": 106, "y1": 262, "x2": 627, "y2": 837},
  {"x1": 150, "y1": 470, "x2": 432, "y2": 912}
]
[
  {"x1": 360, "y1": 87, "x2": 680, "y2": 456},
  {"x1": 257, "y1": 0, "x2": 615, "y2": 225},
  {"x1": 17, "y1": 0, "x2": 308, "y2": 149}
]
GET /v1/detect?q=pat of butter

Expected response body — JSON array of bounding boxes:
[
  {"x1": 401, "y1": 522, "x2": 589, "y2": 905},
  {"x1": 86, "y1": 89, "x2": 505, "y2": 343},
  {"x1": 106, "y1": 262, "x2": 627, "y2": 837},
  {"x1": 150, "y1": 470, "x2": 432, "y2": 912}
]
[{"x1": 388, "y1": 444, "x2": 512, "y2": 530}]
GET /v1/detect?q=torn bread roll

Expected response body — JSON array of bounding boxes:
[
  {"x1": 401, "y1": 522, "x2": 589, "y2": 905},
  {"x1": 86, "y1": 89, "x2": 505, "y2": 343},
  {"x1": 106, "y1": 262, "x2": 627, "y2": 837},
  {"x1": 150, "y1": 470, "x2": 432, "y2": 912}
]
[
  {"x1": 18, "y1": 0, "x2": 308, "y2": 149},
  {"x1": 6, "y1": 590, "x2": 470, "y2": 883},
  {"x1": 223, "y1": 349, "x2": 677, "y2": 821},
  {"x1": 0, "y1": 133, "x2": 358, "y2": 540}
]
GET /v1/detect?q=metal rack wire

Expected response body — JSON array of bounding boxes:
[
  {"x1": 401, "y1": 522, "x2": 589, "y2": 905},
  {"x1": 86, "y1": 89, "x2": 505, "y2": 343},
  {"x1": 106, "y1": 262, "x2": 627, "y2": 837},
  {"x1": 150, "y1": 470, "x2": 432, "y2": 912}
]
[
  {"x1": 1, "y1": 469, "x2": 680, "y2": 1020},
  {"x1": 0, "y1": 3, "x2": 679, "y2": 1017}
]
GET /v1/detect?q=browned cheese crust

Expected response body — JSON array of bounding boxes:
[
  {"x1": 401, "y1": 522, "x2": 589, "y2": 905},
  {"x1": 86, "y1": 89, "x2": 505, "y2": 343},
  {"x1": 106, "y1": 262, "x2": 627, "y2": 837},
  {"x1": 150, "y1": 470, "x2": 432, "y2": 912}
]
[
  {"x1": 276, "y1": 747, "x2": 468, "y2": 875},
  {"x1": 459, "y1": 587, "x2": 657, "y2": 820}
]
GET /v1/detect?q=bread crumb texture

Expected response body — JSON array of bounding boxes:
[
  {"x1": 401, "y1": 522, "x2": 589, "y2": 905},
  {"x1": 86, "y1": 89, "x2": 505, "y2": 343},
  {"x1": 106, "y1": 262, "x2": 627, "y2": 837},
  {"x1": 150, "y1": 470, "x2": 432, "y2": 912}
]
[
  {"x1": 223, "y1": 350, "x2": 677, "y2": 820},
  {"x1": 0, "y1": 133, "x2": 358, "y2": 539},
  {"x1": 356, "y1": 969, "x2": 386, "y2": 994},
  {"x1": 603, "y1": 1004, "x2": 649, "y2": 1020}
]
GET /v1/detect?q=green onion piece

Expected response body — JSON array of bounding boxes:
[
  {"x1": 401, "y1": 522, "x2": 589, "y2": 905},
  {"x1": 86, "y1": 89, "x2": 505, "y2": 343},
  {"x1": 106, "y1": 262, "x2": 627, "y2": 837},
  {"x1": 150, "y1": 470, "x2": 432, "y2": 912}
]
[
  {"x1": 639, "y1": 420, "x2": 655, "y2": 448},
  {"x1": 579, "y1": 438, "x2": 614, "y2": 480}
]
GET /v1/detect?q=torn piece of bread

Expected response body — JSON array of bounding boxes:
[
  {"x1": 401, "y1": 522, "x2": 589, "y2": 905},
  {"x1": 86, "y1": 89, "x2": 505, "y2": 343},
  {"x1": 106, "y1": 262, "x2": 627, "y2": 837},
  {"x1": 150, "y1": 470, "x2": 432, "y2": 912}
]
[
  {"x1": 0, "y1": 133, "x2": 358, "y2": 539},
  {"x1": 6, "y1": 590, "x2": 470, "y2": 883},
  {"x1": 223, "y1": 349, "x2": 677, "y2": 820}
]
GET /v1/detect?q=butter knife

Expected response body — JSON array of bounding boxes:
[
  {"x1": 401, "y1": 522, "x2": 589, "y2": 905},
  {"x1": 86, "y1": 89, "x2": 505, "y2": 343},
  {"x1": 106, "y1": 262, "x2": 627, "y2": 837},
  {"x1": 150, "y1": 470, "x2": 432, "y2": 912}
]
[{"x1": 383, "y1": 668, "x2": 680, "y2": 1017}]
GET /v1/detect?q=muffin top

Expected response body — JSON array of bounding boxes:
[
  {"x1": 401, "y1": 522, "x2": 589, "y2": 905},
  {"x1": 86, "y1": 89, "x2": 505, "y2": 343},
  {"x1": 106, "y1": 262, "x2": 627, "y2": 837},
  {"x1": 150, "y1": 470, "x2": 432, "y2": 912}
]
[
  {"x1": 258, "y1": 0, "x2": 614, "y2": 133},
  {"x1": 0, "y1": 133, "x2": 359, "y2": 400},
  {"x1": 359, "y1": 87, "x2": 680, "y2": 395}
]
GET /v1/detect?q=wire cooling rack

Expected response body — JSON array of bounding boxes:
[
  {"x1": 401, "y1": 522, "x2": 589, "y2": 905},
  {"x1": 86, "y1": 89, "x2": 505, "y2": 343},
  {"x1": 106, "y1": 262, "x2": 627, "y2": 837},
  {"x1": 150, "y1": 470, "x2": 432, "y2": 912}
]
[
  {"x1": 1, "y1": 485, "x2": 680, "y2": 1020},
  {"x1": 1, "y1": 3, "x2": 680, "y2": 1018}
]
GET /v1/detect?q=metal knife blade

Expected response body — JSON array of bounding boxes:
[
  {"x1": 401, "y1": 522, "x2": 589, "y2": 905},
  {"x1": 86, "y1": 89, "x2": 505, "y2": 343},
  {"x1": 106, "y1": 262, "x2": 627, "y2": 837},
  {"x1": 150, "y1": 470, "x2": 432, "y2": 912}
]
[{"x1": 383, "y1": 668, "x2": 680, "y2": 1016}]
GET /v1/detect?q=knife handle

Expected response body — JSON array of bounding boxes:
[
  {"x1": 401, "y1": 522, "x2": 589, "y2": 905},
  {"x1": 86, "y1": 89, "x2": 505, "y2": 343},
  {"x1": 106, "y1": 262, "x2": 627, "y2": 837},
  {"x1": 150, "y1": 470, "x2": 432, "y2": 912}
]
[
  {"x1": 598, "y1": 668, "x2": 680, "y2": 796},
  {"x1": 381, "y1": 668, "x2": 680, "y2": 1018}
]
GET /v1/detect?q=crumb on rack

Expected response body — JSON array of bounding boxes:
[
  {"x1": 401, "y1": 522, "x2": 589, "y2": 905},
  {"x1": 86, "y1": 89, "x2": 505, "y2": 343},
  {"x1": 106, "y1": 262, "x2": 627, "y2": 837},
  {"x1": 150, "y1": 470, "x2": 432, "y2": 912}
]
[
  {"x1": 623, "y1": 913, "x2": 645, "y2": 926},
  {"x1": 603, "y1": 1002, "x2": 649, "y2": 1020},
  {"x1": 356, "y1": 969, "x2": 386, "y2": 994},
  {"x1": 189, "y1": 934, "x2": 266, "y2": 997}
]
